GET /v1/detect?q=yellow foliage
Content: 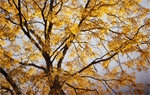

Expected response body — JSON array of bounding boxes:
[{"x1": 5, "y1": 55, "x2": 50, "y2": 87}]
[{"x1": 0, "y1": 0, "x2": 149, "y2": 94}]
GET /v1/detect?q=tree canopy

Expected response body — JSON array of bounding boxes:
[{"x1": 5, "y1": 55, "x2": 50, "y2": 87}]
[{"x1": 0, "y1": 0, "x2": 150, "y2": 94}]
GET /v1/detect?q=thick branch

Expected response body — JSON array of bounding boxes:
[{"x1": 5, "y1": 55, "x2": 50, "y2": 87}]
[
  {"x1": 79, "y1": 0, "x2": 91, "y2": 26},
  {"x1": 51, "y1": 45, "x2": 65, "y2": 63},
  {"x1": 23, "y1": 31, "x2": 42, "y2": 51},
  {"x1": 56, "y1": 0, "x2": 92, "y2": 69},
  {"x1": 85, "y1": 0, "x2": 90, "y2": 8},
  {"x1": 74, "y1": 53, "x2": 117, "y2": 74},
  {"x1": 43, "y1": 0, "x2": 49, "y2": 12},
  {"x1": 66, "y1": 83, "x2": 97, "y2": 92},
  {"x1": 81, "y1": 76, "x2": 120, "y2": 82},
  {"x1": 50, "y1": 0, "x2": 54, "y2": 11},
  {"x1": 29, "y1": 29, "x2": 44, "y2": 48},
  {"x1": 0, "y1": 67, "x2": 21, "y2": 94},
  {"x1": 80, "y1": 27, "x2": 105, "y2": 32},
  {"x1": 0, "y1": 85, "x2": 14, "y2": 95},
  {"x1": 20, "y1": 62, "x2": 47, "y2": 73},
  {"x1": 46, "y1": 0, "x2": 54, "y2": 36},
  {"x1": 7, "y1": 0, "x2": 12, "y2": 6},
  {"x1": 55, "y1": 1, "x2": 63, "y2": 15},
  {"x1": 1, "y1": 50, "x2": 47, "y2": 73},
  {"x1": 50, "y1": 36, "x2": 70, "y2": 58},
  {"x1": 57, "y1": 44, "x2": 69, "y2": 68},
  {"x1": 16, "y1": 0, "x2": 42, "y2": 51}
]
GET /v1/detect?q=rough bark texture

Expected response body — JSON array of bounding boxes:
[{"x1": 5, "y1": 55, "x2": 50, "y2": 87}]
[{"x1": 49, "y1": 76, "x2": 65, "y2": 95}]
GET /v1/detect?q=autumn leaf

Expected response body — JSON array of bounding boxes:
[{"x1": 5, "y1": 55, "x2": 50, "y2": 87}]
[{"x1": 0, "y1": 0, "x2": 149, "y2": 95}]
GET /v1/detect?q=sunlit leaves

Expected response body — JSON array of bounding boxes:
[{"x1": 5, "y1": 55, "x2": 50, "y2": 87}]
[
  {"x1": 102, "y1": 60, "x2": 110, "y2": 69},
  {"x1": 0, "y1": 0, "x2": 150, "y2": 94}
]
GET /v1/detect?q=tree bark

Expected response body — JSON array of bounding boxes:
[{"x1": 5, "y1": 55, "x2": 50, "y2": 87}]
[
  {"x1": 49, "y1": 76, "x2": 65, "y2": 95},
  {"x1": 0, "y1": 67, "x2": 22, "y2": 94}
]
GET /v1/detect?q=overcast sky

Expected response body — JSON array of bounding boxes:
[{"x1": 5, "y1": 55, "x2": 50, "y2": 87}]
[{"x1": 134, "y1": 0, "x2": 150, "y2": 94}]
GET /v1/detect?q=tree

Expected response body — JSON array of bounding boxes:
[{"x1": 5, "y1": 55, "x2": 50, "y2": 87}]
[{"x1": 0, "y1": 0, "x2": 150, "y2": 94}]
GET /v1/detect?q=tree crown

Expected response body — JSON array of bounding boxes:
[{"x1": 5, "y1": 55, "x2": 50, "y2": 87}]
[{"x1": 0, "y1": 0, "x2": 150, "y2": 94}]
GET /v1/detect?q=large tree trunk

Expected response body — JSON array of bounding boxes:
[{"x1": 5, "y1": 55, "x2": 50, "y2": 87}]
[
  {"x1": 49, "y1": 76, "x2": 65, "y2": 95},
  {"x1": 49, "y1": 88, "x2": 65, "y2": 95}
]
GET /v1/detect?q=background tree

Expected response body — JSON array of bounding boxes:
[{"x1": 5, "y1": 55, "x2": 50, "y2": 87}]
[{"x1": 0, "y1": 0, "x2": 150, "y2": 94}]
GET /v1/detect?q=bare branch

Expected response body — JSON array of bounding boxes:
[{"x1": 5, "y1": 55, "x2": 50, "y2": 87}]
[
  {"x1": 105, "y1": 81, "x2": 118, "y2": 95},
  {"x1": 50, "y1": 36, "x2": 70, "y2": 58},
  {"x1": 32, "y1": 0, "x2": 42, "y2": 11},
  {"x1": 55, "y1": 0, "x2": 63, "y2": 15}
]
